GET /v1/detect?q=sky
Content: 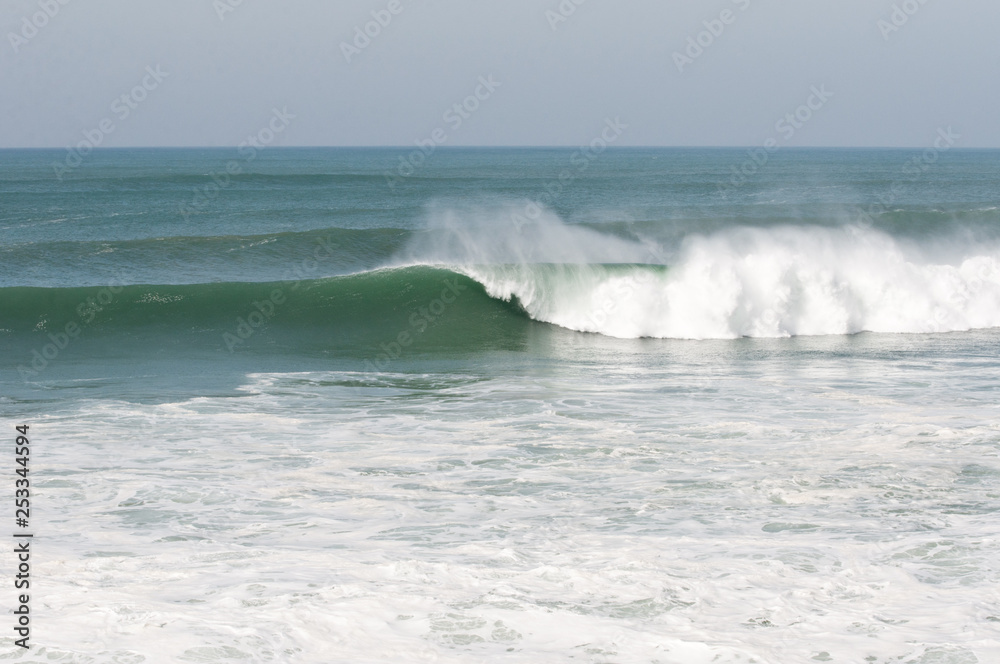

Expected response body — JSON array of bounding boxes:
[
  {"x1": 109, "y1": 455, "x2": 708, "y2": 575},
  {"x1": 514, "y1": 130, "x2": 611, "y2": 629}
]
[{"x1": 1, "y1": 0, "x2": 997, "y2": 148}]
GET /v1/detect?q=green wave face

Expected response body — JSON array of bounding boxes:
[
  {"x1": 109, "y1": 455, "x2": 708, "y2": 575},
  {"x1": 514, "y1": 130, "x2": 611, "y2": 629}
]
[{"x1": 0, "y1": 267, "x2": 535, "y2": 366}]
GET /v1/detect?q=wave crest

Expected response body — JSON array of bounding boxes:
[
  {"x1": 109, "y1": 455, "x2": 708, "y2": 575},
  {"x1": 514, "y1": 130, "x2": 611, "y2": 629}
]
[{"x1": 408, "y1": 205, "x2": 1000, "y2": 339}]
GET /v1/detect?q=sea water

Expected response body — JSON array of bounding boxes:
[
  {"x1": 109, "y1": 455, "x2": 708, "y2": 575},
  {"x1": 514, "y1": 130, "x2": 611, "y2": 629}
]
[{"x1": 1, "y1": 148, "x2": 998, "y2": 662}]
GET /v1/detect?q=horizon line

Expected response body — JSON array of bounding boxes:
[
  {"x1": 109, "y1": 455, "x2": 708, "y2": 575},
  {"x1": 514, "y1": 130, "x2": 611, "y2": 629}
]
[{"x1": 2, "y1": 145, "x2": 998, "y2": 151}]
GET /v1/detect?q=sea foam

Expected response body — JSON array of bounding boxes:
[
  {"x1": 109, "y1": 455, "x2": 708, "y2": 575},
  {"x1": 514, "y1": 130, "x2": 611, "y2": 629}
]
[{"x1": 405, "y1": 204, "x2": 1000, "y2": 339}]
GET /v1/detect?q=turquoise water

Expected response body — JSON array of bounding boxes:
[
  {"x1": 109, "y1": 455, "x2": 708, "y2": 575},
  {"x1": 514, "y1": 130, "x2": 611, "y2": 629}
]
[{"x1": 2, "y1": 148, "x2": 999, "y2": 662}]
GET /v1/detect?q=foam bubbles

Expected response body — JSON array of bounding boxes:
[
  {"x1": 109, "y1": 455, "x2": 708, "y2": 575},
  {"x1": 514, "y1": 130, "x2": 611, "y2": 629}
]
[{"x1": 405, "y1": 204, "x2": 1000, "y2": 339}]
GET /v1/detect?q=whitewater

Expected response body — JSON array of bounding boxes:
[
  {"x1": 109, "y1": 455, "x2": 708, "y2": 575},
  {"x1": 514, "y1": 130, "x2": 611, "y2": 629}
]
[{"x1": 403, "y1": 206, "x2": 1000, "y2": 340}]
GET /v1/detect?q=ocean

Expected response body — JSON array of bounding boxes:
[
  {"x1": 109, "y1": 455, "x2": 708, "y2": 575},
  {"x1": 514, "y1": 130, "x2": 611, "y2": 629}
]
[{"x1": 1, "y1": 147, "x2": 998, "y2": 663}]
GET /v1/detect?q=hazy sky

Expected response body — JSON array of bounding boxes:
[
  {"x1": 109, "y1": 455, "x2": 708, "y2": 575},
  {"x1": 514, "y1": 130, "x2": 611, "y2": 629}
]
[{"x1": 2, "y1": 0, "x2": 997, "y2": 148}]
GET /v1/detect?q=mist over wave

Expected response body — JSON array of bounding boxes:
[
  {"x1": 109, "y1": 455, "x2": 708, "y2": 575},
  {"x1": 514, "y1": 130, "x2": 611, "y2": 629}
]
[{"x1": 401, "y1": 204, "x2": 1000, "y2": 339}]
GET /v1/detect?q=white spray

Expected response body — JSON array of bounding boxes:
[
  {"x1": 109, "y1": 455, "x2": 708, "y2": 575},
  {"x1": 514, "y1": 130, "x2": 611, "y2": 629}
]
[{"x1": 401, "y1": 203, "x2": 1000, "y2": 339}]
